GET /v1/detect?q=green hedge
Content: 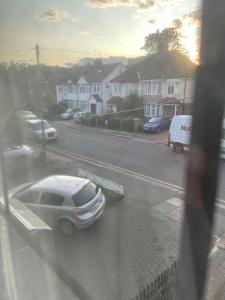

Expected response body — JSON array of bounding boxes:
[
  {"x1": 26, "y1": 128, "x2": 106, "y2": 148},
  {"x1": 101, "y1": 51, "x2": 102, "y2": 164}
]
[{"x1": 80, "y1": 115, "x2": 145, "y2": 132}]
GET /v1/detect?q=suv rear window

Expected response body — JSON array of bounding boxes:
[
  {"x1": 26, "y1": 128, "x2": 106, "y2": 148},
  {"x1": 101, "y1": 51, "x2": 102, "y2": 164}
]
[{"x1": 72, "y1": 182, "x2": 97, "y2": 207}]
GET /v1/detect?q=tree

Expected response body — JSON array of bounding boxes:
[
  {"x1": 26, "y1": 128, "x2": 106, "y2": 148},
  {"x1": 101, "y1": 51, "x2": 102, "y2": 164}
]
[
  {"x1": 118, "y1": 94, "x2": 144, "y2": 118},
  {"x1": 142, "y1": 27, "x2": 181, "y2": 54}
]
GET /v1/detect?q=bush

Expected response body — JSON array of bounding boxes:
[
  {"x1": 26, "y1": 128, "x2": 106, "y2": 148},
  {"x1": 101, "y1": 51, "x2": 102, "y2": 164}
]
[
  {"x1": 59, "y1": 100, "x2": 68, "y2": 110},
  {"x1": 47, "y1": 102, "x2": 66, "y2": 115},
  {"x1": 102, "y1": 187, "x2": 124, "y2": 204}
]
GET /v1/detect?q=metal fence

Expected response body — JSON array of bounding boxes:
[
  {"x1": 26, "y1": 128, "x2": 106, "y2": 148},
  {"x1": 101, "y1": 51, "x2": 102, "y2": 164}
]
[{"x1": 132, "y1": 261, "x2": 177, "y2": 300}]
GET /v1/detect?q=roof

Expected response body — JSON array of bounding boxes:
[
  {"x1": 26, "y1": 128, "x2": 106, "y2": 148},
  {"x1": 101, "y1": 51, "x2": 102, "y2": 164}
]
[
  {"x1": 83, "y1": 62, "x2": 120, "y2": 82},
  {"x1": 92, "y1": 94, "x2": 102, "y2": 102},
  {"x1": 111, "y1": 51, "x2": 196, "y2": 83},
  {"x1": 31, "y1": 175, "x2": 89, "y2": 197},
  {"x1": 47, "y1": 75, "x2": 68, "y2": 85},
  {"x1": 107, "y1": 96, "x2": 124, "y2": 104},
  {"x1": 160, "y1": 97, "x2": 181, "y2": 104}
]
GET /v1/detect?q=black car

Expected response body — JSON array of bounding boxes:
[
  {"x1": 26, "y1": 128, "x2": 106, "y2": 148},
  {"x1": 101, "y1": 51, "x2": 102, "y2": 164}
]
[{"x1": 143, "y1": 117, "x2": 171, "y2": 133}]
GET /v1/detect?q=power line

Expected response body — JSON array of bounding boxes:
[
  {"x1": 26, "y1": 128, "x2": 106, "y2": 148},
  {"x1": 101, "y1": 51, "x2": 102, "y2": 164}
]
[
  {"x1": 104, "y1": 107, "x2": 144, "y2": 115},
  {"x1": 0, "y1": 48, "x2": 34, "y2": 54}
]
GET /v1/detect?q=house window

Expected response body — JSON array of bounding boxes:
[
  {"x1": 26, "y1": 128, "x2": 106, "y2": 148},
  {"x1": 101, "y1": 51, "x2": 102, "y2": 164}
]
[
  {"x1": 145, "y1": 104, "x2": 151, "y2": 117},
  {"x1": 73, "y1": 86, "x2": 76, "y2": 93},
  {"x1": 118, "y1": 84, "x2": 122, "y2": 95},
  {"x1": 68, "y1": 101, "x2": 74, "y2": 109},
  {"x1": 67, "y1": 83, "x2": 73, "y2": 93},
  {"x1": 151, "y1": 104, "x2": 156, "y2": 116},
  {"x1": 92, "y1": 84, "x2": 101, "y2": 93},
  {"x1": 80, "y1": 84, "x2": 86, "y2": 93},
  {"x1": 168, "y1": 82, "x2": 175, "y2": 95},
  {"x1": 125, "y1": 84, "x2": 129, "y2": 95},
  {"x1": 113, "y1": 84, "x2": 119, "y2": 95},
  {"x1": 58, "y1": 87, "x2": 63, "y2": 93},
  {"x1": 80, "y1": 100, "x2": 88, "y2": 110},
  {"x1": 143, "y1": 81, "x2": 161, "y2": 96},
  {"x1": 144, "y1": 104, "x2": 159, "y2": 117}
]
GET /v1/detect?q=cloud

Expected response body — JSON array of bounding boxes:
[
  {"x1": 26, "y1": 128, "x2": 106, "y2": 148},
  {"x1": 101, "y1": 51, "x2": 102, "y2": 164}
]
[
  {"x1": 184, "y1": 9, "x2": 201, "y2": 26},
  {"x1": 171, "y1": 9, "x2": 201, "y2": 30},
  {"x1": 88, "y1": 0, "x2": 156, "y2": 10},
  {"x1": 80, "y1": 30, "x2": 92, "y2": 36},
  {"x1": 35, "y1": 7, "x2": 70, "y2": 22},
  {"x1": 148, "y1": 18, "x2": 156, "y2": 25},
  {"x1": 71, "y1": 17, "x2": 83, "y2": 23}
]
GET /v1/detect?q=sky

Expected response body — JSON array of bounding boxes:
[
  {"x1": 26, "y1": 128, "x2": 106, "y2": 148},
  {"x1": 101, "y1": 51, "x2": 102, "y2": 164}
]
[{"x1": 0, "y1": 0, "x2": 201, "y2": 66}]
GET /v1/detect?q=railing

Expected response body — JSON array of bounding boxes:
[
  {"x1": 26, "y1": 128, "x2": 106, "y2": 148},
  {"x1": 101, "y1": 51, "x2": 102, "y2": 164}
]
[{"x1": 132, "y1": 261, "x2": 177, "y2": 300}]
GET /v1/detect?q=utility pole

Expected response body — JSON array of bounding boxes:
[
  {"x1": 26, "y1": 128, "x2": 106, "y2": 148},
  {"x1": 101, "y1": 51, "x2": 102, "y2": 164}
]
[{"x1": 35, "y1": 44, "x2": 46, "y2": 161}]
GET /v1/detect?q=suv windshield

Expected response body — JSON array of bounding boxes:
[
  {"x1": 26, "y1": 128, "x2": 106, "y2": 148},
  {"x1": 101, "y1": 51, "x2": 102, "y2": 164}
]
[{"x1": 72, "y1": 182, "x2": 97, "y2": 207}]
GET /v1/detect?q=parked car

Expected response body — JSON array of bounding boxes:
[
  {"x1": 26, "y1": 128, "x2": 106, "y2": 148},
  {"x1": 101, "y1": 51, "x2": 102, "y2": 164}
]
[
  {"x1": 11, "y1": 175, "x2": 106, "y2": 235},
  {"x1": 73, "y1": 111, "x2": 88, "y2": 123},
  {"x1": 18, "y1": 111, "x2": 38, "y2": 120},
  {"x1": 3, "y1": 145, "x2": 34, "y2": 162},
  {"x1": 60, "y1": 109, "x2": 79, "y2": 120},
  {"x1": 168, "y1": 115, "x2": 192, "y2": 153},
  {"x1": 144, "y1": 117, "x2": 171, "y2": 133},
  {"x1": 26, "y1": 119, "x2": 58, "y2": 141}
]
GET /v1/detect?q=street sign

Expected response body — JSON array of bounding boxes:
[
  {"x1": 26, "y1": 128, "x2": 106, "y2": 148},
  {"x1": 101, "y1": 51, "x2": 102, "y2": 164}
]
[{"x1": 77, "y1": 168, "x2": 124, "y2": 195}]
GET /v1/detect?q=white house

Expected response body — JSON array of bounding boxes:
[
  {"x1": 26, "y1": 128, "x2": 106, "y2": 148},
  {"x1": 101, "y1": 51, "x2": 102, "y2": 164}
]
[
  {"x1": 56, "y1": 62, "x2": 126, "y2": 115},
  {"x1": 110, "y1": 52, "x2": 196, "y2": 117}
]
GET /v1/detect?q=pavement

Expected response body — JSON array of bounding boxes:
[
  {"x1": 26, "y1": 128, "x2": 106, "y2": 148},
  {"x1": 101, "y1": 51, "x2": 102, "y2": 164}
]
[{"x1": 1, "y1": 124, "x2": 225, "y2": 299}]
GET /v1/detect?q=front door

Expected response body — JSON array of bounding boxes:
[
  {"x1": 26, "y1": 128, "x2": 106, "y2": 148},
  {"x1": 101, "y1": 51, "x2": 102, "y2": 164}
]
[
  {"x1": 90, "y1": 103, "x2": 96, "y2": 113},
  {"x1": 163, "y1": 105, "x2": 175, "y2": 117}
]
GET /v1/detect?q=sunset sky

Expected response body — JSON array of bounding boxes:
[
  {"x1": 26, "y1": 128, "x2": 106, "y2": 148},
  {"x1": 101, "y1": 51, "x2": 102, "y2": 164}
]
[{"x1": 0, "y1": 0, "x2": 201, "y2": 66}]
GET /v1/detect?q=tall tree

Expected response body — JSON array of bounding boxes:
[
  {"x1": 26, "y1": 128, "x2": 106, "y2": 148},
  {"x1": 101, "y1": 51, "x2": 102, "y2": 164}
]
[{"x1": 142, "y1": 27, "x2": 181, "y2": 54}]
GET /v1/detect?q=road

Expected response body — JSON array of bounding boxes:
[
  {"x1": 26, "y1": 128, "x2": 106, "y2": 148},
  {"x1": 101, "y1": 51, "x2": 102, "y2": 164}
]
[
  {"x1": 1, "y1": 124, "x2": 225, "y2": 300},
  {"x1": 51, "y1": 123, "x2": 186, "y2": 187},
  {"x1": 50, "y1": 123, "x2": 225, "y2": 199}
]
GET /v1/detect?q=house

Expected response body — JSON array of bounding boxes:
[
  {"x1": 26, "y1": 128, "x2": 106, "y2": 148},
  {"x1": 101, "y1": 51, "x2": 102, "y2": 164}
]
[
  {"x1": 56, "y1": 62, "x2": 126, "y2": 115},
  {"x1": 110, "y1": 52, "x2": 196, "y2": 118}
]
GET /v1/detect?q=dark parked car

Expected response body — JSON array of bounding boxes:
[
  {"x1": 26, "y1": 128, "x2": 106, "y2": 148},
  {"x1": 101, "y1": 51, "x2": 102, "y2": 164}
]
[{"x1": 143, "y1": 117, "x2": 171, "y2": 133}]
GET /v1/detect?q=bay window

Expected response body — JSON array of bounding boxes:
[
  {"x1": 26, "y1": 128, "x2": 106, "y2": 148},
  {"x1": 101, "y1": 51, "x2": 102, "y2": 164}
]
[
  {"x1": 143, "y1": 81, "x2": 161, "y2": 95},
  {"x1": 80, "y1": 84, "x2": 86, "y2": 93}
]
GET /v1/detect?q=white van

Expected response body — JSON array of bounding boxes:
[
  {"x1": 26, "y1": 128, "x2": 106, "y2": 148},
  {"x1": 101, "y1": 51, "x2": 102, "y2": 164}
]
[
  {"x1": 168, "y1": 115, "x2": 192, "y2": 153},
  {"x1": 169, "y1": 115, "x2": 225, "y2": 156}
]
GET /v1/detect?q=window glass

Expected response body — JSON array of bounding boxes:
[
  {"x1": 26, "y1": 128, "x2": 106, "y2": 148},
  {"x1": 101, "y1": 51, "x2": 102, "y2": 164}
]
[
  {"x1": 80, "y1": 84, "x2": 86, "y2": 93},
  {"x1": 168, "y1": 83, "x2": 175, "y2": 95},
  {"x1": 72, "y1": 182, "x2": 97, "y2": 206},
  {"x1": 15, "y1": 190, "x2": 39, "y2": 204},
  {"x1": 67, "y1": 83, "x2": 73, "y2": 93},
  {"x1": 41, "y1": 192, "x2": 64, "y2": 206}
]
